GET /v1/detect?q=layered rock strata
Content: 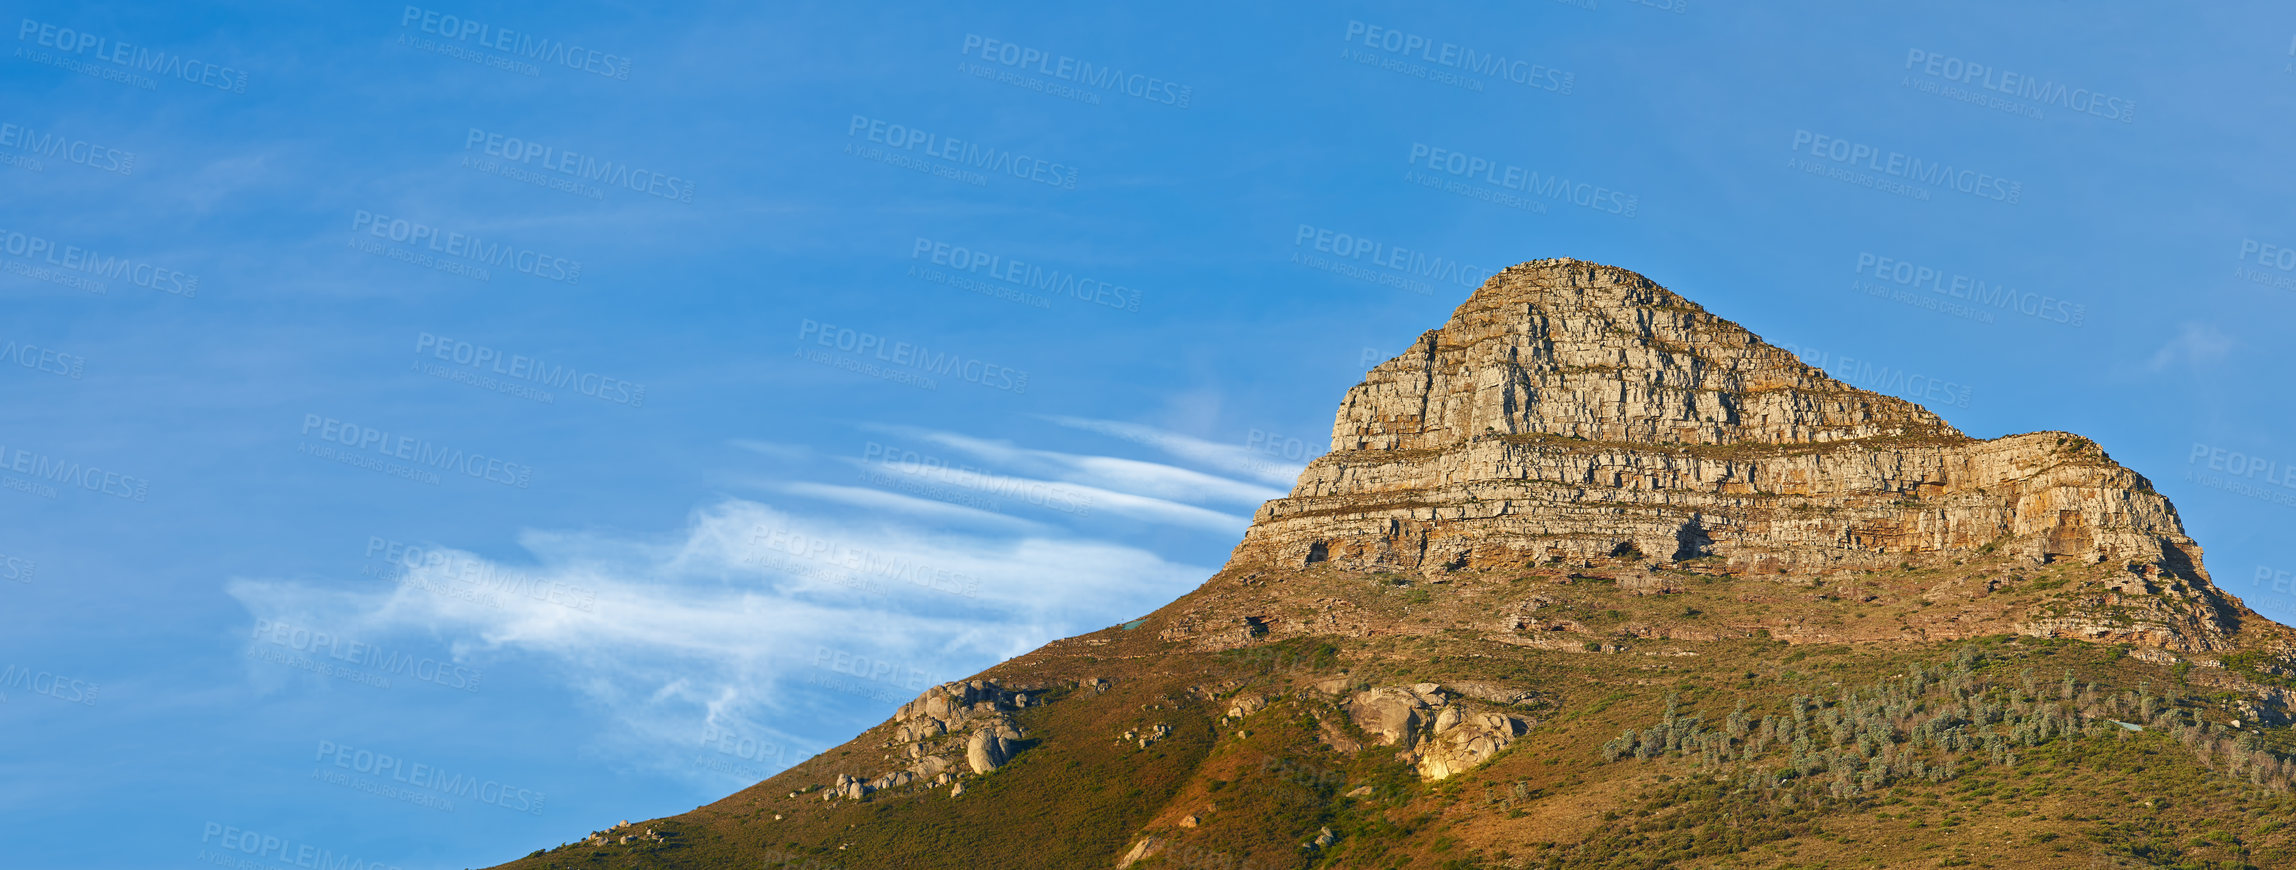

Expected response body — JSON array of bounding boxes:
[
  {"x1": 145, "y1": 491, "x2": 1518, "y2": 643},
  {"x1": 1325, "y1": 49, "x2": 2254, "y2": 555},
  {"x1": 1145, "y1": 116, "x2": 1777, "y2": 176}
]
[{"x1": 1229, "y1": 259, "x2": 2240, "y2": 649}]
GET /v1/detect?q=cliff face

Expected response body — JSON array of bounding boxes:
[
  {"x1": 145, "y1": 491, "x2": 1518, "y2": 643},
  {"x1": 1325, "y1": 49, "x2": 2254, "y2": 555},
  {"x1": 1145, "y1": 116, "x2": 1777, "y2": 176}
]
[
  {"x1": 1325, "y1": 259, "x2": 1953, "y2": 452},
  {"x1": 1219, "y1": 259, "x2": 2242, "y2": 652}
]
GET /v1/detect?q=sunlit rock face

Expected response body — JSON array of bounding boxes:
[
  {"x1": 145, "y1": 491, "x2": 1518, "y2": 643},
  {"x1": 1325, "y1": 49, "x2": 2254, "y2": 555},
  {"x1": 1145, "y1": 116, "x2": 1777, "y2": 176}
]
[{"x1": 1228, "y1": 259, "x2": 2236, "y2": 651}]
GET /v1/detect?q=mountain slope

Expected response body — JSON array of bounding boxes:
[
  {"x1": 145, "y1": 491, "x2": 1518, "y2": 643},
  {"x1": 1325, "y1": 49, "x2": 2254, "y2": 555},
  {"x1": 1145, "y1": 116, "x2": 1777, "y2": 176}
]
[{"x1": 487, "y1": 260, "x2": 2296, "y2": 870}]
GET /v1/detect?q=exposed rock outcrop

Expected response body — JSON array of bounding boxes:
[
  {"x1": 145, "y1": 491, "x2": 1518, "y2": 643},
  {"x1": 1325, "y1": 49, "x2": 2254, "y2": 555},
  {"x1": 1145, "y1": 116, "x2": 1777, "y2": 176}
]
[
  {"x1": 1344, "y1": 682, "x2": 1536, "y2": 780},
  {"x1": 1347, "y1": 687, "x2": 1428, "y2": 748},
  {"x1": 1222, "y1": 259, "x2": 2246, "y2": 653},
  {"x1": 823, "y1": 678, "x2": 1032, "y2": 800}
]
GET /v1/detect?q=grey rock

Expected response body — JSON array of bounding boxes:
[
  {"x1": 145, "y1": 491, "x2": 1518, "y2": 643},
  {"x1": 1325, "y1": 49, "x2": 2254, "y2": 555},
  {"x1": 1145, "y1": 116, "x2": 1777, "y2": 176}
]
[
  {"x1": 1348, "y1": 687, "x2": 1427, "y2": 747},
  {"x1": 966, "y1": 729, "x2": 1008, "y2": 774}
]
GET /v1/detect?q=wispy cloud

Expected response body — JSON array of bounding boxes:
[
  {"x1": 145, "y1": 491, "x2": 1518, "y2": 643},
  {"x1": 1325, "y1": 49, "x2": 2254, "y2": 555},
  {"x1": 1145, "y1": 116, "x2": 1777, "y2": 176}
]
[
  {"x1": 772, "y1": 481, "x2": 1043, "y2": 529},
  {"x1": 1039, "y1": 415, "x2": 1312, "y2": 488},
  {"x1": 900, "y1": 429, "x2": 1286, "y2": 505},
  {"x1": 225, "y1": 418, "x2": 1274, "y2": 787},
  {"x1": 2149, "y1": 322, "x2": 2235, "y2": 372},
  {"x1": 229, "y1": 496, "x2": 1210, "y2": 784},
  {"x1": 839, "y1": 451, "x2": 1253, "y2": 532}
]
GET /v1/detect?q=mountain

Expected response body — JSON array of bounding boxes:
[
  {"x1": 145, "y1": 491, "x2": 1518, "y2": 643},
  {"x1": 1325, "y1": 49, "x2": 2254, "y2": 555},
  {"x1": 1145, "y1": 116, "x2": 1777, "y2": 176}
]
[{"x1": 487, "y1": 260, "x2": 2296, "y2": 870}]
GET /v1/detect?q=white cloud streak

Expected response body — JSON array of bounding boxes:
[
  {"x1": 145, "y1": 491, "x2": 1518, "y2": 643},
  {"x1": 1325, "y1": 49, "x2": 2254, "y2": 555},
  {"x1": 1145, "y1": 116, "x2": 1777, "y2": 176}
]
[
  {"x1": 226, "y1": 419, "x2": 1272, "y2": 787},
  {"x1": 228, "y1": 496, "x2": 1209, "y2": 786},
  {"x1": 1038, "y1": 415, "x2": 1313, "y2": 488}
]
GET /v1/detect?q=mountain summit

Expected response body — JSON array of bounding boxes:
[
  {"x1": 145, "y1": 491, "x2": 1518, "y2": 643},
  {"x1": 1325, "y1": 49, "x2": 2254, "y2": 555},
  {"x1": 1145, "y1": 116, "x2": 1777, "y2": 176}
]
[
  {"x1": 1335, "y1": 258, "x2": 1955, "y2": 451},
  {"x1": 1219, "y1": 258, "x2": 2237, "y2": 653},
  {"x1": 490, "y1": 261, "x2": 2296, "y2": 870}
]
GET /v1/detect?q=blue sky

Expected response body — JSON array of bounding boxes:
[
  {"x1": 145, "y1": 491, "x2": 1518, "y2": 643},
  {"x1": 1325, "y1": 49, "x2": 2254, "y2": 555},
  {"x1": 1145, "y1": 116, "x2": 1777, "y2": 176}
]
[{"x1": 6, "y1": 2, "x2": 2296, "y2": 867}]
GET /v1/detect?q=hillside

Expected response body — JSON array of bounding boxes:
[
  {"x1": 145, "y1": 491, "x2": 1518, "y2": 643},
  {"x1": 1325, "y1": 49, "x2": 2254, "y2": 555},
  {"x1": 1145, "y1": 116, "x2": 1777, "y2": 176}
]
[{"x1": 484, "y1": 260, "x2": 2296, "y2": 870}]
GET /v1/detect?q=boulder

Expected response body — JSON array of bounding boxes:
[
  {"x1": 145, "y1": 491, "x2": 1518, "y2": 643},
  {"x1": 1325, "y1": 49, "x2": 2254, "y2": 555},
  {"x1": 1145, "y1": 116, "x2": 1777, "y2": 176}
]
[
  {"x1": 1226, "y1": 694, "x2": 1270, "y2": 719},
  {"x1": 1348, "y1": 687, "x2": 1428, "y2": 747},
  {"x1": 1433, "y1": 705, "x2": 1462, "y2": 733},
  {"x1": 1416, "y1": 709, "x2": 1532, "y2": 780},
  {"x1": 966, "y1": 729, "x2": 1008, "y2": 773}
]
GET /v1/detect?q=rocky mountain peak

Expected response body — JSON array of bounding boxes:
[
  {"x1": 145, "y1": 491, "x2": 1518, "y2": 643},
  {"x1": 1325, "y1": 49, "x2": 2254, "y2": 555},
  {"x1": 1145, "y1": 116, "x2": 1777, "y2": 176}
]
[
  {"x1": 1202, "y1": 260, "x2": 2250, "y2": 654},
  {"x1": 1334, "y1": 258, "x2": 1959, "y2": 453}
]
